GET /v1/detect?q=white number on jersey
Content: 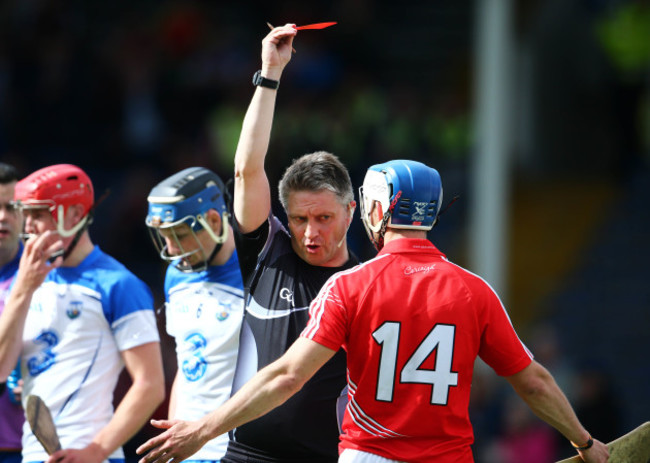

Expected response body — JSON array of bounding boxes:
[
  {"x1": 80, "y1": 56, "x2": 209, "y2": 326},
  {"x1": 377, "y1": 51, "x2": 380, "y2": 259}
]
[
  {"x1": 182, "y1": 332, "x2": 208, "y2": 382},
  {"x1": 27, "y1": 331, "x2": 59, "y2": 376},
  {"x1": 372, "y1": 322, "x2": 458, "y2": 405}
]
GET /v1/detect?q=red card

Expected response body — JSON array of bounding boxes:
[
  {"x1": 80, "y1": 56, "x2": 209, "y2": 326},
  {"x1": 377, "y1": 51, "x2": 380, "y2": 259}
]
[{"x1": 294, "y1": 22, "x2": 337, "y2": 30}]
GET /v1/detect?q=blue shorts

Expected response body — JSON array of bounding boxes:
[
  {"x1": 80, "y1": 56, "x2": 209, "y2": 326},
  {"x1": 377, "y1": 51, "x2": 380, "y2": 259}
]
[{"x1": 0, "y1": 451, "x2": 22, "y2": 463}]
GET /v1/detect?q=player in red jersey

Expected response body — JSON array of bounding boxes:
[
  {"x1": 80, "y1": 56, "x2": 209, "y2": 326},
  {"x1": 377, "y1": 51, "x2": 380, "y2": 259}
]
[{"x1": 137, "y1": 159, "x2": 608, "y2": 463}]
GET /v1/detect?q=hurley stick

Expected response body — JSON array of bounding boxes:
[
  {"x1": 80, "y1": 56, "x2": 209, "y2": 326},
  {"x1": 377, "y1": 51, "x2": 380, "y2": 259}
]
[
  {"x1": 556, "y1": 421, "x2": 650, "y2": 463},
  {"x1": 26, "y1": 394, "x2": 62, "y2": 455}
]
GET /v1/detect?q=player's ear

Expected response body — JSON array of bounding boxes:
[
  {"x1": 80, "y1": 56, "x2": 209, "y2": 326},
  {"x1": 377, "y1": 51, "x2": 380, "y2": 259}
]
[
  {"x1": 348, "y1": 201, "x2": 356, "y2": 224},
  {"x1": 65, "y1": 204, "x2": 85, "y2": 226},
  {"x1": 206, "y1": 209, "x2": 222, "y2": 233}
]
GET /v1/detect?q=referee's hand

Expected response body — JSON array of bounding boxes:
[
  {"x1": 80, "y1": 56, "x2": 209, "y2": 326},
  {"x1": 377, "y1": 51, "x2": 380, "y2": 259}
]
[{"x1": 137, "y1": 419, "x2": 206, "y2": 463}]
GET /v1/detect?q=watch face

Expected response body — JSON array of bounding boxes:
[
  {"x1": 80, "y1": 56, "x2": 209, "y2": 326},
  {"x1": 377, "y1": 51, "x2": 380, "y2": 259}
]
[
  {"x1": 253, "y1": 70, "x2": 262, "y2": 85},
  {"x1": 252, "y1": 70, "x2": 278, "y2": 89}
]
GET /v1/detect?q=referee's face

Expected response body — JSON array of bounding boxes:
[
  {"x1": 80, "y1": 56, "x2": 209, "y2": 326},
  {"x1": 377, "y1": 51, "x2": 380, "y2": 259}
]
[{"x1": 286, "y1": 189, "x2": 353, "y2": 268}]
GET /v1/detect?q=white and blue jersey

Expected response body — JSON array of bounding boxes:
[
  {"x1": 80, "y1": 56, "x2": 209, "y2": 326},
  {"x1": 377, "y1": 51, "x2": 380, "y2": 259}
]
[
  {"x1": 20, "y1": 246, "x2": 159, "y2": 463},
  {"x1": 165, "y1": 251, "x2": 244, "y2": 462}
]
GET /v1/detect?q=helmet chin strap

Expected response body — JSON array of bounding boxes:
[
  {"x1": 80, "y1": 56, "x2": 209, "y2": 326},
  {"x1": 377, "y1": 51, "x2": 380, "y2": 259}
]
[
  {"x1": 184, "y1": 240, "x2": 223, "y2": 273},
  {"x1": 56, "y1": 205, "x2": 90, "y2": 237},
  {"x1": 196, "y1": 212, "x2": 229, "y2": 244},
  {"x1": 58, "y1": 212, "x2": 94, "y2": 262},
  {"x1": 200, "y1": 240, "x2": 223, "y2": 269},
  {"x1": 55, "y1": 189, "x2": 109, "y2": 262},
  {"x1": 192, "y1": 211, "x2": 229, "y2": 270}
]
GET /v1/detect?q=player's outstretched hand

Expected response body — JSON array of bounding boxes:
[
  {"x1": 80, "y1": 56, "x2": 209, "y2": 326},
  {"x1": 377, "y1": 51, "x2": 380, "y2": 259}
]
[
  {"x1": 577, "y1": 438, "x2": 609, "y2": 463},
  {"x1": 261, "y1": 24, "x2": 297, "y2": 77},
  {"x1": 136, "y1": 419, "x2": 207, "y2": 463}
]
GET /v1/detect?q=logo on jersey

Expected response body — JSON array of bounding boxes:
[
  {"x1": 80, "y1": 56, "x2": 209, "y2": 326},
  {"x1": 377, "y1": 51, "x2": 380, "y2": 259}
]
[
  {"x1": 66, "y1": 300, "x2": 83, "y2": 319},
  {"x1": 182, "y1": 332, "x2": 208, "y2": 382},
  {"x1": 216, "y1": 300, "x2": 232, "y2": 321},
  {"x1": 279, "y1": 288, "x2": 294, "y2": 306},
  {"x1": 404, "y1": 264, "x2": 437, "y2": 275}
]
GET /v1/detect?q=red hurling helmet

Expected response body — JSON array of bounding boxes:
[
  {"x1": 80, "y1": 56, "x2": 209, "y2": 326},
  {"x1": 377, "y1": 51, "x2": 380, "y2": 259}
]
[{"x1": 15, "y1": 164, "x2": 94, "y2": 237}]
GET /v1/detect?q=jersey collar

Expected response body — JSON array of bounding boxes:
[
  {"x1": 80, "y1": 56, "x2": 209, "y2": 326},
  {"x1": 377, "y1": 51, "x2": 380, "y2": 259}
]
[{"x1": 378, "y1": 238, "x2": 444, "y2": 257}]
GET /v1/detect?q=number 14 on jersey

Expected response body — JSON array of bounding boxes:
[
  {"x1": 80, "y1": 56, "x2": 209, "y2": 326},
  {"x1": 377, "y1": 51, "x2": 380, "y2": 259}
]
[{"x1": 373, "y1": 322, "x2": 458, "y2": 405}]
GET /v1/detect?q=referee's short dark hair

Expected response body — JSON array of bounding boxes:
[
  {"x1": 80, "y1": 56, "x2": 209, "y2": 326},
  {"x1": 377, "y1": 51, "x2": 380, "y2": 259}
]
[
  {"x1": 0, "y1": 163, "x2": 18, "y2": 184},
  {"x1": 278, "y1": 151, "x2": 354, "y2": 209}
]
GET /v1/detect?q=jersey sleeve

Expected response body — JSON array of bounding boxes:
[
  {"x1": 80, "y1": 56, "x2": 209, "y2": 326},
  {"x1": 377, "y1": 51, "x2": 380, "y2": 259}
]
[
  {"x1": 301, "y1": 274, "x2": 349, "y2": 351},
  {"x1": 477, "y1": 282, "x2": 533, "y2": 376},
  {"x1": 106, "y1": 273, "x2": 160, "y2": 351},
  {"x1": 233, "y1": 216, "x2": 270, "y2": 285},
  {"x1": 112, "y1": 310, "x2": 160, "y2": 351}
]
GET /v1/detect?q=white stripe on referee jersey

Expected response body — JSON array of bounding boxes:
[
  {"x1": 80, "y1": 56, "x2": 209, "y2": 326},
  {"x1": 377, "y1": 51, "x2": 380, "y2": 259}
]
[
  {"x1": 303, "y1": 254, "x2": 392, "y2": 339},
  {"x1": 246, "y1": 297, "x2": 309, "y2": 319},
  {"x1": 444, "y1": 257, "x2": 534, "y2": 359}
]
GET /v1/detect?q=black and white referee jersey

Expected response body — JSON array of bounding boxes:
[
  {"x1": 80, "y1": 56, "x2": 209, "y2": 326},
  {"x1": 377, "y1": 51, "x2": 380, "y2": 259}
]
[{"x1": 225, "y1": 215, "x2": 358, "y2": 463}]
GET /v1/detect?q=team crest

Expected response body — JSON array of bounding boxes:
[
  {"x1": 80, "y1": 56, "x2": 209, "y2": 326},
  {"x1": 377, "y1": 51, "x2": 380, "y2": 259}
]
[
  {"x1": 216, "y1": 300, "x2": 232, "y2": 321},
  {"x1": 66, "y1": 301, "x2": 83, "y2": 319}
]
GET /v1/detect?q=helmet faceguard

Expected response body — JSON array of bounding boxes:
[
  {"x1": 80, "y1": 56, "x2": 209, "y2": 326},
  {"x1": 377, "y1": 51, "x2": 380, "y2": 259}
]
[
  {"x1": 360, "y1": 160, "x2": 443, "y2": 250},
  {"x1": 15, "y1": 164, "x2": 95, "y2": 242},
  {"x1": 146, "y1": 167, "x2": 229, "y2": 273}
]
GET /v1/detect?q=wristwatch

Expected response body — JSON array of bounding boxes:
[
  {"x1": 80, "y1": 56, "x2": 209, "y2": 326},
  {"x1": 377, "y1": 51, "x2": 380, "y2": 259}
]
[{"x1": 252, "y1": 70, "x2": 279, "y2": 90}]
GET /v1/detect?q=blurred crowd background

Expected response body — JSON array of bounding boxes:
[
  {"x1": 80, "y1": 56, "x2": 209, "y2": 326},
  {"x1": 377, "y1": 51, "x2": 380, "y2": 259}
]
[{"x1": 1, "y1": 0, "x2": 648, "y2": 461}]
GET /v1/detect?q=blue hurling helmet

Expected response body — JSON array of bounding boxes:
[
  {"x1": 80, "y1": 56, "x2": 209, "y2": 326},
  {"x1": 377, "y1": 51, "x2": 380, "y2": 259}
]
[
  {"x1": 146, "y1": 167, "x2": 230, "y2": 272},
  {"x1": 360, "y1": 160, "x2": 443, "y2": 250}
]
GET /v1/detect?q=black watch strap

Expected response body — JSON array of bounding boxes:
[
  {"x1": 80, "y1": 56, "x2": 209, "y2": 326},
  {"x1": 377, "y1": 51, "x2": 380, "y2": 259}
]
[{"x1": 253, "y1": 70, "x2": 279, "y2": 89}]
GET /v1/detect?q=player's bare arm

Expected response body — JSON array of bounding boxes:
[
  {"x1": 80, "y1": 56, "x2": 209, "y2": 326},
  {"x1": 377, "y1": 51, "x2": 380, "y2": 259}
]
[
  {"x1": 506, "y1": 361, "x2": 609, "y2": 463},
  {"x1": 47, "y1": 342, "x2": 165, "y2": 463},
  {"x1": 136, "y1": 338, "x2": 335, "y2": 463},
  {"x1": 233, "y1": 24, "x2": 296, "y2": 233},
  {"x1": 168, "y1": 371, "x2": 181, "y2": 419},
  {"x1": 0, "y1": 230, "x2": 63, "y2": 378}
]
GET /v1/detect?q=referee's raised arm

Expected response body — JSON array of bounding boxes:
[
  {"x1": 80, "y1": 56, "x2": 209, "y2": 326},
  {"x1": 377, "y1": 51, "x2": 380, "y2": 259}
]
[{"x1": 233, "y1": 24, "x2": 296, "y2": 234}]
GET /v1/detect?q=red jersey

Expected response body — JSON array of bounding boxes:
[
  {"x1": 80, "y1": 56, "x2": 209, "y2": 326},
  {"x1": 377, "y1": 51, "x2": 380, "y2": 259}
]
[{"x1": 302, "y1": 238, "x2": 533, "y2": 462}]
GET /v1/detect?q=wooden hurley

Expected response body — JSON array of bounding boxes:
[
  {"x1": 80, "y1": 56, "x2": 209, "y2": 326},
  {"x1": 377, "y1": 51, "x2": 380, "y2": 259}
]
[
  {"x1": 556, "y1": 421, "x2": 650, "y2": 463},
  {"x1": 26, "y1": 394, "x2": 62, "y2": 455}
]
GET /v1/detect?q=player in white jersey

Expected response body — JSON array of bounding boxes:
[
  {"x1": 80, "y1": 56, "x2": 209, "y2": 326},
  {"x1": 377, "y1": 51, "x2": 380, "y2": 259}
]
[
  {"x1": 146, "y1": 167, "x2": 244, "y2": 462},
  {"x1": 0, "y1": 164, "x2": 165, "y2": 463}
]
